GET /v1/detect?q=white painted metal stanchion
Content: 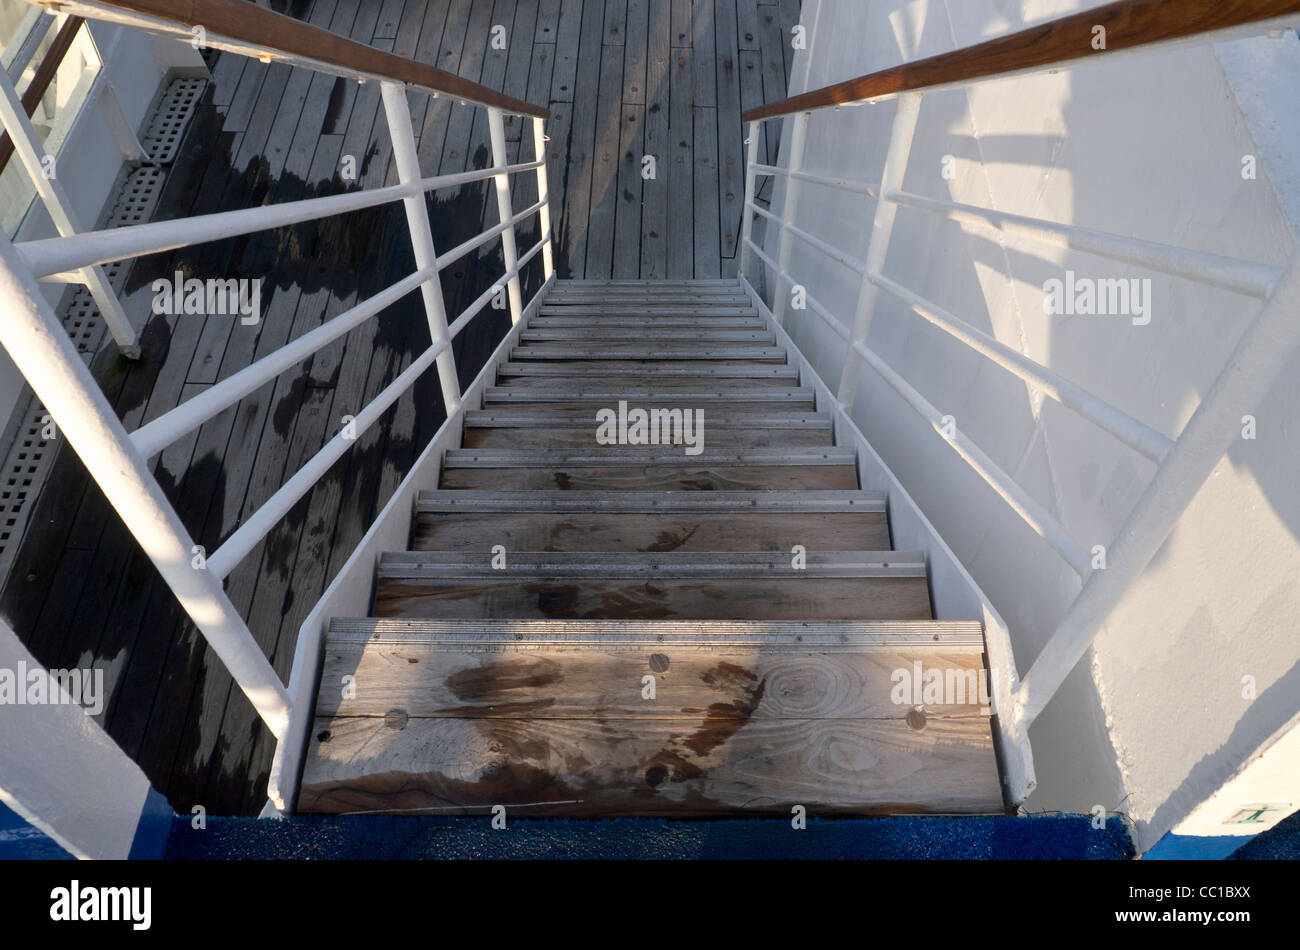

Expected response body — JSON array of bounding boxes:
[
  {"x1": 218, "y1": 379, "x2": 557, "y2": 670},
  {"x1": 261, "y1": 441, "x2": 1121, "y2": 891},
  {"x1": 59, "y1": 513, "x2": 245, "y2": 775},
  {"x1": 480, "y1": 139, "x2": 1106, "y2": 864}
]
[
  {"x1": 737, "y1": 120, "x2": 762, "y2": 280},
  {"x1": 0, "y1": 235, "x2": 290, "y2": 738},
  {"x1": 837, "y1": 91, "x2": 922, "y2": 407},
  {"x1": 488, "y1": 107, "x2": 524, "y2": 323},
  {"x1": 0, "y1": 66, "x2": 139, "y2": 357},
  {"x1": 770, "y1": 112, "x2": 810, "y2": 326},
  {"x1": 1014, "y1": 254, "x2": 1300, "y2": 728},
  {"x1": 381, "y1": 81, "x2": 461, "y2": 411},
  {"x1": 531, "y1": 116, "x2": 555, "y2": 281}
]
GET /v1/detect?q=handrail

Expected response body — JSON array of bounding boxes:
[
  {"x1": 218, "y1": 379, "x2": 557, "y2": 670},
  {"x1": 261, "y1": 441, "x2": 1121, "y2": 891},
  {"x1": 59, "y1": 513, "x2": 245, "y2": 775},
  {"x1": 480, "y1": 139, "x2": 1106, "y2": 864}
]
[
  {"x1": 743, "y1": 0, "x2": 1300, "y2": 120},
  {"x1": 34, "y1": 0, "x2": 549, "y2": 118},
  {"x1": 736, "y1": 1, "x2": 1300, "y2": 744},
  {"x1": 0, "y1": 14, "x2": 84, "y2": 175}
]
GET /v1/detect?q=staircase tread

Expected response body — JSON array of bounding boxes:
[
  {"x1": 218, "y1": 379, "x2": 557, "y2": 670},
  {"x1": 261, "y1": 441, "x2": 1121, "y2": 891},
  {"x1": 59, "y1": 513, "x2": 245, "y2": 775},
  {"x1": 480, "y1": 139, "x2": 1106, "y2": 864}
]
[{"x1": 415, "y1": 490, "x2": 885, "y2": 511}]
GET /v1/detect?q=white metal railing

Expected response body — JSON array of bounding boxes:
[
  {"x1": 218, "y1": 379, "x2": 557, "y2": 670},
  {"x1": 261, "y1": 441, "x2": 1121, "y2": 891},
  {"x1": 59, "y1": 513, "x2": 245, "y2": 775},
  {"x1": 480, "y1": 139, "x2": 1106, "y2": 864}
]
[
  {"x1": 0, "y1": 13, "x2": 555, "y2": 740},
  {"x1": 737, "y1": 16, "x2": 1300, "y2": 739}
]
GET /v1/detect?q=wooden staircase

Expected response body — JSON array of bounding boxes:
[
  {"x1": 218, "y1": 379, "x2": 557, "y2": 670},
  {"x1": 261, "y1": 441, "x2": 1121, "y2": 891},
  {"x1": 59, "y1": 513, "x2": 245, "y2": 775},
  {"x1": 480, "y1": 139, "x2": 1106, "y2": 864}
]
[{"x1": 298, "y1": 280, "x2": 1005, "y2": 817}]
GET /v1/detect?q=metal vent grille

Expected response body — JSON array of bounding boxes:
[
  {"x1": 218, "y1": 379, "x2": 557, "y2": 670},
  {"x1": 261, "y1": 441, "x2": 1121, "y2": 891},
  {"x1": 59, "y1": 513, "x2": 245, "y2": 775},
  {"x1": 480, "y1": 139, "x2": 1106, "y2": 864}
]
[
  {"x1": 0, "y1": 77, "x2": 205, "y2": 580},
  {"x1": 141, "y1": 77, "x2": 205, "y2": 164}
]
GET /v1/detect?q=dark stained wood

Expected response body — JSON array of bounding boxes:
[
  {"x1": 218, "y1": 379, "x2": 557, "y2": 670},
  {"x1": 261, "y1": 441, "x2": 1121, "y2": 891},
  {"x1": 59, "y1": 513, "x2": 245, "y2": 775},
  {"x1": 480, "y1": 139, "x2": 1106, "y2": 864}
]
[
  {"x1": 71, "y1": 0, "x2": 550, "y2": 116},
  {"x1": 743, "y1": 0, "x2": 1300, "y2": 120},
  {"x1": 413, "y1": 508, "x2": 887, "y2": 550}
]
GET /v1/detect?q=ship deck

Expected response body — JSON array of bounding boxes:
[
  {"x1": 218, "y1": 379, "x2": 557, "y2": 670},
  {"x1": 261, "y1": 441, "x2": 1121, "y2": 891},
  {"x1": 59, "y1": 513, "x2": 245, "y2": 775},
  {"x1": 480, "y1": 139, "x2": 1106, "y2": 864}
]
[{"x1": 0, "y1": 0, "x2": 800, "y2": 815}]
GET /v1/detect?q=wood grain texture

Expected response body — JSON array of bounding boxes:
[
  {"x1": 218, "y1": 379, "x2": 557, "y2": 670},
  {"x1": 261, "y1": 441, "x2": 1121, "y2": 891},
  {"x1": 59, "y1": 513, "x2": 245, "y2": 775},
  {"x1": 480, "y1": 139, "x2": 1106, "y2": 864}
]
[
  {"x1": 439, "y1": 463, "x2": 860, "y2": 491},
  {"x1": 372, "y1": 575, "x2": 932, "y2": 621},
  {"x1": 743, "y1": 0, "x2": 1300, "y2": 120},
  {"x1": 412, "y1": 508, "x2": 887, "y2": 550},
  {"x1": 300, "y1": 714, "x2": 1003, "y2": 815},
  {"x1": 318, "y1": 642, "x2": 989, "y2": 719}
]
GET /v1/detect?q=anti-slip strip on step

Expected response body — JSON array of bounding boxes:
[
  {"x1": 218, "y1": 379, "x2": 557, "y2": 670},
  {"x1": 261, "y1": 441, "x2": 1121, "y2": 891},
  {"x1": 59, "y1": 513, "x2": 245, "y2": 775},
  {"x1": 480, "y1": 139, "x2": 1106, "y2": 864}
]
[
  {"x1": 415, "y1": 490, "x2": 887, "y2": 512},
  {"x1": 326, "y1": 618, "x2": 986, "y2": 652},
  {"x1": 376, "y1": 550, "x2": 927, "y2": 579}
]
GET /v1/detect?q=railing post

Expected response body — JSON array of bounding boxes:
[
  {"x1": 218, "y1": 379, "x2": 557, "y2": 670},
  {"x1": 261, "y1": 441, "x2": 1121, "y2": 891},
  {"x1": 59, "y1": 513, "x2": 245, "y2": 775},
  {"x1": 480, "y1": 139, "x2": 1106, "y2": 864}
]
[
  {"x1": 1014, "y1": 253, "x2": 1300, "y2": 729},
  {"x1": 770, "y1": 111, "x2": 810, "y2": 326},
  {"x1": 0, "y1": 234, "x2": 290, "y2": 738},
  {"x1": 531, "y1": 116, "x2": 555, "y2": 282},
  {"x1": 487, "y1": 107, "x2": 524, "y2": 324},
  {"x1": 381, "y1": 81, "x2": 461, "y2": 412},
  {"x1": 837, "y1": 91, "x2": 922, "y2": 406},
  {"x1": 0, "y1": 63, "x2": 139, "y2": 358},
  {"x1": 737, "y1": 119, "x2": 762, "y2": 281}
]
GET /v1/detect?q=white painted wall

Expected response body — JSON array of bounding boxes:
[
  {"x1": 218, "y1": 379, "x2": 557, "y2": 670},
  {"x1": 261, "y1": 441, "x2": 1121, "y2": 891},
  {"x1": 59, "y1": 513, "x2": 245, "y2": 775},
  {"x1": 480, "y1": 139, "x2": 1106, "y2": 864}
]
[
  {"x1": 0, "y1": 21, "x2": 205, "y2": 433},
  {"x1": 767, "y1": 0, "x2": 1300, "y2": 851},
  {"x1": 0, "y1": 617, "x2": 159, "y2": 858}
]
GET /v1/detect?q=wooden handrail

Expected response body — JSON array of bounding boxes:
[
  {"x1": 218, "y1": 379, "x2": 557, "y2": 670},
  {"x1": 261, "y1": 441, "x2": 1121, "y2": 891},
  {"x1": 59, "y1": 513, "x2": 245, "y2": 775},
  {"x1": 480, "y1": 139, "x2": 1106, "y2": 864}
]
[
  {"x1": 0, "y1": 15, "x2": 84, "y2": 176},
  {"x1": 31, "y1": 0, "x2": 549, "y2": 118},
  {"x1": 744, "y1": 0, "x2": 1300, "y2": 121}
]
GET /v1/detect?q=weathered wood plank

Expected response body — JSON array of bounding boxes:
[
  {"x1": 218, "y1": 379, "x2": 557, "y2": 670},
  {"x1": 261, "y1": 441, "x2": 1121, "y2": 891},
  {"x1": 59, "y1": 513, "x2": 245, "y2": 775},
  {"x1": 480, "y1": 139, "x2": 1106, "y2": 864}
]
[
  {"x1": 415, "y1": 506, "x2": 885, "y2": 549},
  {"x1": 666, "y1": 45, "x2": 693, "y2": 278},
  {"x1": 461, "y1": 426, "x2": 830, "y2": 449},
  {"x1": 319, "y1": 644, "x2": 986, "y2": 718},
  {"x1": 584, "y1": 43, "x2": 626, "y2": 277},
  {"x1": 374, "y1": 576, "x2": 932, "y2": 621},
  {"x1": 299, "y1": 714, "x2": 1002, "y2": 816},
  {"x1": 439, "y1": 463, "x2": 860, "y2": 492}
]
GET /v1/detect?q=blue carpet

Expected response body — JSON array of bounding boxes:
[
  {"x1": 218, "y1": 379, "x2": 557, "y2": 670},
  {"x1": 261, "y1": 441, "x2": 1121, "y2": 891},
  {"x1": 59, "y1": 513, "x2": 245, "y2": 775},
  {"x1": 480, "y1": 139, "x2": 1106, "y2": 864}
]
[
  {"x1": 165, "y1": 813, "x2": 1133, "y2": 860},
  {"x1": 1231, "y1": 808, "x2": 1300, "y2": 860}
]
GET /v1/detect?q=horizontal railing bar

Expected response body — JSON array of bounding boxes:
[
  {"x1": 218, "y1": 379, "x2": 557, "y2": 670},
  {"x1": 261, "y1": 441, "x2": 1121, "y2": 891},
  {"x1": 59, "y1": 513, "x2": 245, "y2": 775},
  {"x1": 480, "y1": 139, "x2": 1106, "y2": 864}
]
[
  {"x1": 54, "y1": 0, "x2": 550, "y2": 118},
  {"x1": 744, "y1": 0, "x2": 1300, "y2": 120},
  {"x1": 747, "y1": 201, "x2": 867, "y2": 275},
  {"x1": 752, "y1": 164, "x2": 881, "y2": 199},
  {"x1": 435, "y1": 197, "x2": 545, "y2": 271},
  {"x1": 868, "y1": 271, "x2": 1175, "y2": 462},
  {"x1": 888, "y1": 189, "x2": 1283, "y2": 299},
  {"x1": 19, "y1": 163, "x2": 541, "y2": 279},
  {"x1": 743, "y1": 236, "x2": 779, "y2": 274},
  {"x1": 207, "y1": 340, "x2": 447, "y2": 580},
  {"x1": 766, "y1": 270, "x2": 1090, "y2": 574},
  {"x1": 446, "y1": 234, "x2": 548, "y2": 340},
  {"x1": 130, "y1": 268, "x2": 431, "y2": 458},
  {"x1": 850, "y1": 334, "x2": 1091, "y2": 575}
]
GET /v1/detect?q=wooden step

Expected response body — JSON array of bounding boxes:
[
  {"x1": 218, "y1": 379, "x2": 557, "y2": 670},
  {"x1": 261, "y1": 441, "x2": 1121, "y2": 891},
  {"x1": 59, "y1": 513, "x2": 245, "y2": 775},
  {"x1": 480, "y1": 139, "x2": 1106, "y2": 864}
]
[
  {"x1": 538, "y1": 306, "x2": 760, "y2": 317},
  {"x1": 299, "y1": 619, "x2": 1002, "y2": 817},
  {"x1": 493, "y1": 375, "x2": 797, "y2": 392},
  {"x1": 520, "y1": 328, "x2": 776, "y2": 343},
  {"x1": 528, "y1": 315, "x2": 765, "y2": 328},
  {"x1": 463, "y1": 409, "x2": 830, "y2": 429},
  {"x1": 510, "y1": 345, "x2": 787, "y2": 362},
  {"x1": 463, "y1": 426, "x2": 832, "y2": 449},
  {"x1": 439, "y1": 462, "x2": 860, "y2": 491},
  {"x1": 552, "y1": 279, "x2": 741, "y2": 290},
  {"x1": 372, "y1": 550, "x2": 932, "y2": 621},
  {"x1": 413, "y1": 490, "x2": 889, "y2": 550},
  {"x1": 442, "y1": 448, "x2": 856, "y2": 467},
  {"x1": 496, "y1": 361, "x2": 799, "y2": 380},
  {"x1": 481, "y1": 386, "x2": 817, "y2": 406}
]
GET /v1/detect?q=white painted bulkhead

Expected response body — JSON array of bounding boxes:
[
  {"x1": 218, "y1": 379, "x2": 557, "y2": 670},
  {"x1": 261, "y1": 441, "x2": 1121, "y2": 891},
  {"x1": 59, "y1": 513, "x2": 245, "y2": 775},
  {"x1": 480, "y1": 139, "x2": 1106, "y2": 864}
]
[
  {"x1": 765, "y1": 0, "x2": 1300, "y2": 852},
  {"x1": 0, "y1": 18, "x2": 205, "y2": 432}
]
